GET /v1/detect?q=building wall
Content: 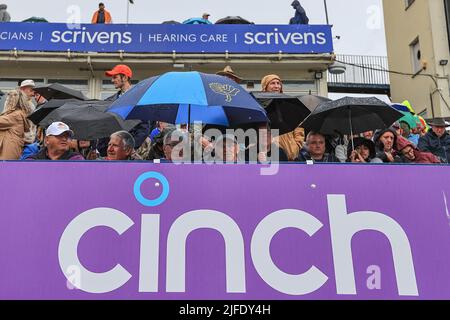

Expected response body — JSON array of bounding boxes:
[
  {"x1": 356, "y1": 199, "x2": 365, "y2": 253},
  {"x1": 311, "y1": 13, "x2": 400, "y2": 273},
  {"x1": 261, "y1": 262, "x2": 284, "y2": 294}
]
[
  {"x1": 0, "y1": 53, "x2": 331, "y2": 102},
  {"x1": 383, "y1": 0, "x2": 450, "y2": 117}
]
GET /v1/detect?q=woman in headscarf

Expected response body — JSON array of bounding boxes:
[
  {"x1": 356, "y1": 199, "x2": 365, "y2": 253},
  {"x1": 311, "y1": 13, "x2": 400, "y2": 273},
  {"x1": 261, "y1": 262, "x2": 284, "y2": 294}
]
[
  {"x1": 0, "y1": 89, "x2": 34, "y2": 160},
  {"x1": 261, "y1": 74, "x2": 305, "y2": 161}
]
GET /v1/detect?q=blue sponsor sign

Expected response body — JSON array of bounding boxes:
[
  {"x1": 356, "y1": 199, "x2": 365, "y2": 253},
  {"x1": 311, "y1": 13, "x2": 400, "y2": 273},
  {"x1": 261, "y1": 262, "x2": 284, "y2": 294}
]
[{"x1": 0, "y1": 22, "x2": 333, "y2": 54}]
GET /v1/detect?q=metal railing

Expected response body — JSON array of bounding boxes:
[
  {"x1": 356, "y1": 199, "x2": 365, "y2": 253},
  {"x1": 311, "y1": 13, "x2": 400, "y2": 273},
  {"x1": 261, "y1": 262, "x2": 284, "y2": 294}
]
[{"x1": 328, "y1": 54, "x2": 390, "y2": 85}]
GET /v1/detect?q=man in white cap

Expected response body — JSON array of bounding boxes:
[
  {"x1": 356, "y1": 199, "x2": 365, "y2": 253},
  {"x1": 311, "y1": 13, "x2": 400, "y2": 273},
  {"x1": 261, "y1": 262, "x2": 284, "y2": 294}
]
[{"x1": 26, "y1": 122, "x2": 84, "y2": 160}]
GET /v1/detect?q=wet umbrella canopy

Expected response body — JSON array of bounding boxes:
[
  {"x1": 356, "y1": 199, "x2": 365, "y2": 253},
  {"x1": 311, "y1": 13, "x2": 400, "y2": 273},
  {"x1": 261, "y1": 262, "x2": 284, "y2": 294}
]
[
  {"x1": 301, "y1": 96, "x2": 403, "y2": 136},
  {"x1": 215, "y1": 16, "x2": 253, "y2": 24},
  {"x1": 162, "y1": 20, "x2": 181, "y2": 24},
  {"x1": 22, "y1": 17, "x2": 48, "y2": 23},
  {"x1": 251, "y1": 92, "x2": 311, "y2": 135},
  {"x1": 39, "y1": 101, "x2": 141, "y2": 140},
  {"x1": 108, "y1": 71, "x2": 268, "y2": 127},
  {"x1": 28, "y1": 99, "x2": 85, "y2": 125},
  {"x1": 34, "y1": 83, "x2": 88, "y2": 101},
  {"x1": 298, "y1": 94, "x2": 332, "y2": 112}
]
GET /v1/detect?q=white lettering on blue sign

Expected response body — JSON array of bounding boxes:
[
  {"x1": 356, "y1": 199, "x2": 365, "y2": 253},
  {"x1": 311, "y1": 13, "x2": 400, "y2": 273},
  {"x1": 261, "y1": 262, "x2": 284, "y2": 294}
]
[{"x1": 58, "y1": 195, "x2": 418, "y2": 296}]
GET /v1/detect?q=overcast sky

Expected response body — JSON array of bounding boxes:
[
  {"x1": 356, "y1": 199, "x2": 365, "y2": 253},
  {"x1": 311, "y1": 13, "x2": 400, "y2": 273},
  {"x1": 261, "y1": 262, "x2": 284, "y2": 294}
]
[{"x1": 4, "y1": 0, "x2": 387, "y2": 56}]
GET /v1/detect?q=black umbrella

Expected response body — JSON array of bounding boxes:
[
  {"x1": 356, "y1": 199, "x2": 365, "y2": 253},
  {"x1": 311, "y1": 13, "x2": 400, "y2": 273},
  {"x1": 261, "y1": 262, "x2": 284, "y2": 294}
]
[
  {"x1": 162, "y1": 20, "x2": 181, "y2": 24},
  {"x1": 251, "y1": 92, "x2": 311, "y2": 135},
  {"x1": 298, "y1": 94, "x2": 331, "y2": 112},
  {"x1": 22, "y1": 16, "x2": 48, "y2": 23},
  {"x1": 301, "y1": 96, "x2": 403, "y2": 148},
  {"x1": 34, "y1": 83, "x2": 88, "y2": 101},
  {"x1": 39, "y1": 101, "x2": 141, "y2": 140},
  {"x1": 215, "y1": 16, "x2": 253, "y2": 24},
  {"x1": 28, "y1": 99, "x2": 85, "y2": 125}
]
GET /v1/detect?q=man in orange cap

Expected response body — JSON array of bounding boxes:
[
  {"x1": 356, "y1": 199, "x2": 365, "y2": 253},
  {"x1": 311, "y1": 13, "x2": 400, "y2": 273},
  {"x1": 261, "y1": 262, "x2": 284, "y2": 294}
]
[
  {"x1": 100, "y1": 64, "x2": 150, "y2": 157},
  {"x1": 105, "y1": 64, "x2": 133, "y2": 101}
]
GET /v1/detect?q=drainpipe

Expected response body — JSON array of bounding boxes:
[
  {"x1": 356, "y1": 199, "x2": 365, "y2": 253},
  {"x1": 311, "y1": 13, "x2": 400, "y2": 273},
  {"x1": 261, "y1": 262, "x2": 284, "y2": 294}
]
[{"x1": 430, "y1": 91, "x2": 435, "y2": 118}]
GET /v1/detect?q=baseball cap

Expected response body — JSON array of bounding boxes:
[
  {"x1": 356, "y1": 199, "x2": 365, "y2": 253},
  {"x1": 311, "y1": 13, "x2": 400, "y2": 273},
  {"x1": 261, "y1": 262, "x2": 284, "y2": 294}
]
[
  {"x1": 46, "y1": 122, "x2": 74, "y2": 137},
  {"x1": 105, "y1": 65, "x2": 133, "y2": 78},
  {"x1": 20, "y1": 79, "x2": 36, "y2": 88},
  {"x1": 202, "y1": 13, "x2": 210, "y2": 17}
]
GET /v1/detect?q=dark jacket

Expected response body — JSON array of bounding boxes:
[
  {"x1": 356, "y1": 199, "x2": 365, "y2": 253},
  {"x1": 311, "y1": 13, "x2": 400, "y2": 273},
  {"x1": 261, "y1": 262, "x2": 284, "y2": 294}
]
[
  {"x1": 244, "y1": 143, "x2": 289, "y2": 163},
  {"x1": 26, "y1": 148, "x2": 84, "y2": 160},
  {"x1": 290, "y1": 1, "x2": 309, "y2": 24},
  {"x1": 98, "y1": 90, "x2": 151, "y2": 156},
  {"x1": 418, "y1": 130, "x2": 450, "y2": 163},
  {"x1": 0, "y1": 4, "x2": 11, "y2": 22},
  {"x1": 296, "y1": 148, "x2": 339, "y2": 163}
]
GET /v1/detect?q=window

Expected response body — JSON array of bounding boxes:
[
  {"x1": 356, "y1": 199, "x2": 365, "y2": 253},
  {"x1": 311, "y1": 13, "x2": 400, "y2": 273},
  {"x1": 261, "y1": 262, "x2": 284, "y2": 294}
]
[
  {"x1": 244, "y1": 80, "x2": 317, "y2": 96},
  {"x1": 405, "y1": 0, "x2": 415, "y2": 10},
  {"x1": 48, "y1": 79, "x2": 89, "y2": 98},
  {"x1": 101, "y1": 79, "x2": 140, "y2": 100},
  {"x1": 410, "y1": 37, "x2": 422, "y2": 73}
]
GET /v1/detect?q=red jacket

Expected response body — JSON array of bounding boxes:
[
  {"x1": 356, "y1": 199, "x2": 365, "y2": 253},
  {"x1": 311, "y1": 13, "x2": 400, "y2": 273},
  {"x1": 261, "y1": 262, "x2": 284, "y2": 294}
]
[{"x1": 397, "y1": 135, "x2": 440, "y2": 164}]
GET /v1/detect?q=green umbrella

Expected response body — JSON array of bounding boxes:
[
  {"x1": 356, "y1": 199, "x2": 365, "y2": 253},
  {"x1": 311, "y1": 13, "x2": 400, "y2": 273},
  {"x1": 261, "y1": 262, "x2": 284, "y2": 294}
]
[
  {"x1": 22, "y1": 17, "x2": 48, "y2": 23},
  {"x1": 399, "y1": 111, "x2": 418, "y2": 129}
]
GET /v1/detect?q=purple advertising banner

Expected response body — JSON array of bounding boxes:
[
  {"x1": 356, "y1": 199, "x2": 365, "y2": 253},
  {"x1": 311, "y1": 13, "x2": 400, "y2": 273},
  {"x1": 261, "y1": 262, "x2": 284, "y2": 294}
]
[{"x1": 0, "y1": 162, "x2": 449, "y2": 300}]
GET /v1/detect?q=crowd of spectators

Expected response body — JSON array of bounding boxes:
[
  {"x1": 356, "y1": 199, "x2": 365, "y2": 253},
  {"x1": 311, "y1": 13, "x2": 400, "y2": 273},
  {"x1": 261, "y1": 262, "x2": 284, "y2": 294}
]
[{"x1": 0, "y1": 63, "x2": 448, "y2": 165}]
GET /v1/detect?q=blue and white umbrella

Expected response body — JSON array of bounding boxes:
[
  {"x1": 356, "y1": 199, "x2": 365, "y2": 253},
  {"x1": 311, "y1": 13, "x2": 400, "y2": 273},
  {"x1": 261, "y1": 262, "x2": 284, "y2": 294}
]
[{"x1": 108, "y1": 71, "x2": 268, "y2": 127}]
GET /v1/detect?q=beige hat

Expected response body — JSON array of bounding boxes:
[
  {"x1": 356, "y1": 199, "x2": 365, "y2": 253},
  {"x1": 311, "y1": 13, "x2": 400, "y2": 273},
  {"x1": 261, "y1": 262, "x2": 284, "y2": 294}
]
[
  {"x1": 216, "y1": 66, "x2": 243, "y2": 83},
  {"x1": 261, "y1": 74, "x2": 283, "y2": 93},
  {"x1": 20, "y1": 79, "x2": 36, "y2": 88}
]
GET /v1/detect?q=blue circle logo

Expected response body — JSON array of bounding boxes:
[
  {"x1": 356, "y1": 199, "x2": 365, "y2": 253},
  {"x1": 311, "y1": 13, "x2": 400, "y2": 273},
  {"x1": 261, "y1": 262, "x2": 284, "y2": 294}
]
[{"x1": 133, "y1": 172, "x2": 170, "y2": 207}]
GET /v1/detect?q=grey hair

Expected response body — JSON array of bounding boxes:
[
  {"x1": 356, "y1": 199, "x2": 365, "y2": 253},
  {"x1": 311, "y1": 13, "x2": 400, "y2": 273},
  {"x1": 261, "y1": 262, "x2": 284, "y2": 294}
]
[
  {"x1": 2, "y1": 89, "x2": 33, "y2": 115},
  {"x1": 306, "y1": 131, "x2": 325, "y2": 144},
  {"x1": 111, "y1": 131, "x2": 135, "y2": 150},
  {"x1": 163, "y1": 127, "x2": 188, "y2": 147}
]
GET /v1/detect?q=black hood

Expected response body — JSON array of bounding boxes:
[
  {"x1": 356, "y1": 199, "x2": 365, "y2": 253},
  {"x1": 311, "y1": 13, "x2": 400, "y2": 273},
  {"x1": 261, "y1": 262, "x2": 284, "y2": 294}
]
[
  {"x1": 374, "y1": 127, "x2": 398, "y2": 151},
  {"x1": 347, "y1": 137, "x2": 376, "y2": 160}
]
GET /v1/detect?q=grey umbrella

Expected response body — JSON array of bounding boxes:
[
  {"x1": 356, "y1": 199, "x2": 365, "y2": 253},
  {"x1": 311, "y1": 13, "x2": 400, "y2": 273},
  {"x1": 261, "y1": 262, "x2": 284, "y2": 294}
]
[
  {"x1": 215, "y1": 16, "x2": 253, "y2": 24},
  {"x1": 22, "y1": 16, "x2": 49, "y2": 23},
  {"x1": 301, "y1": 96, "x2": 403, "y2": 149},
  {"x1": 162, "y1": 20, "x2": 181, "y2": 24},
  {"x1": 251, "y1": 92, "x2": 311, "y2": 135},
  {"x1": 28, "y1": 99, "x2": 86, "y2": 125},
  {"x1": 298, "y1": 94, "x2": 332, "y2": 112},
  {"x1": 39, "y1": 101, "x2": 141, "y2": 140},
  {"x1": 34, "y1": 83, "x2": 88, "y2": 101}
]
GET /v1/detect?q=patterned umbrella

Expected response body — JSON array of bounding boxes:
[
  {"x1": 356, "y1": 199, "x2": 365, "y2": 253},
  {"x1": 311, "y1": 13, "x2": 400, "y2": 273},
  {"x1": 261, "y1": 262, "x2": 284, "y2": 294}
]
[{"x1": 107, "y1": 71, "x2": 268, "y2": 127}]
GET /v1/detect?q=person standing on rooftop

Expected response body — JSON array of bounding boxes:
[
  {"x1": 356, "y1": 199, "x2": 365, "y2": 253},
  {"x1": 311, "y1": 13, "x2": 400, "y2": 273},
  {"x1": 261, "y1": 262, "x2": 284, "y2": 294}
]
[
  {"x1": 290, "y1": 0, "x2": 309, "y2": 24},
  {"x1": 0, "y1": 4, "x2": 11, "y2": 22},
  {"x1": 92, "y1": 2, "x2": 112, "y2": 24}
]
